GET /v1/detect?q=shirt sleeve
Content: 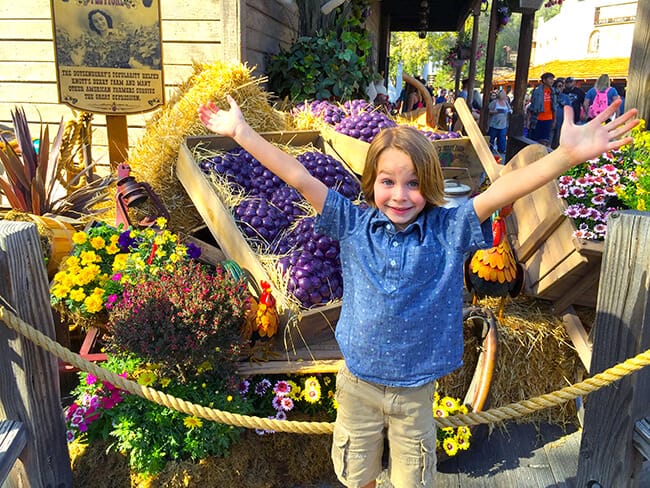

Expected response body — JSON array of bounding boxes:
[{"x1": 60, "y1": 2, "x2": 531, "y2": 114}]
[
  {"x1": 314, "y1": 189, "x2": 355, "y2": 241},
  {"x1": 434, "y1": 199, "x2": 493, "y2": 253}
]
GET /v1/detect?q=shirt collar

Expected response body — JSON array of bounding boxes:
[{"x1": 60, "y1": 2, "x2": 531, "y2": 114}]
[{"x1": 369, "y1": 207, "x2": 426, "y2": 239}]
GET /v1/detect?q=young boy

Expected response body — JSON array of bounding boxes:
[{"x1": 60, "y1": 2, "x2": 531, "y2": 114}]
[{"x1": 199, "y1": 96, "x2": 637, "y2": 487}]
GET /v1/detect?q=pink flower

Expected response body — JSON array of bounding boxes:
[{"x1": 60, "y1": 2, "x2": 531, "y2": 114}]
[
  {"x1": 273, "y1": 380, "x2": 291, "y2": 397},
  {"x1": 86, "y1": 374, "x2": 97, "y2": 385},
  {"x1": 557, "y1": 188, "x2": 568, "y2": 198},
  {"x1": 591, "y1": 195, "x2": 606, "y2": 206},
  {"x1": 111, "y1": 273, "x2": 122, "y2": 281},
  {"x1": 570, "y1": 187, "x2": 586, "y2": 198}
]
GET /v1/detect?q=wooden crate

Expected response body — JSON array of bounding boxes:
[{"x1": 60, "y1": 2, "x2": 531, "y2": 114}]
[
  {"x1": 320, "y1": 125, "x2": 485, "y2": 192},
  {"x1": 503, "y1": 144, "x2": 603, "y2": 312},
  {"x1": 176, "y1": 131, "x2": 345, "y2": 351}
]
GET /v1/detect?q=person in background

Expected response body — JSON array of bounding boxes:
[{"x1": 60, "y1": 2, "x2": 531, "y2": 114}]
[
  {"x1": 563, "y1": 77, "x2": 586, "y2": 124},
  {"x1": 198, "y1": 94, "x2": 638, "y2": 488},
  {"x1": 528, "y1": 72, "x2": 556, "y2": 147},
  {"x1": 551, "y1": 78, "x2": 571, "y2": 149},
  {"x1": 584, "y1": 73, "x2": 621, "y2": 122},
  {"x1": 435, "y1": 88, "x2": 448, "y2": 104},
  {"x1": 487, "y1": 90, "x2": 512, "y2": 160}
]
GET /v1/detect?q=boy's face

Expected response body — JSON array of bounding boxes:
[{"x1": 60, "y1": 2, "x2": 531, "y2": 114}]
[{"x1": 373, "y1": 148, "x2": 426, "y2": 230}]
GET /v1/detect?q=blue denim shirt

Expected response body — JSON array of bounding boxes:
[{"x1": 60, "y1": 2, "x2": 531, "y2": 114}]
[{"x1": 315, "y1": 189, "x2": 492, "y2": 387}]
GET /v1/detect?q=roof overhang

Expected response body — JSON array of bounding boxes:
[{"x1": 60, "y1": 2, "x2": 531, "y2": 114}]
[{"x1": 383, "y1": 0, "x2": 480, "y2": 32}]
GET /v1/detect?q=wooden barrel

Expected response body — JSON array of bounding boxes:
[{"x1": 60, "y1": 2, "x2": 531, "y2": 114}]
[{"x1": 29, "y1": 214, "x2": 75, "y2": 277}]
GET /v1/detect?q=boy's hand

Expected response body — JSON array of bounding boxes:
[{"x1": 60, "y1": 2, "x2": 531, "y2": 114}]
[
  {"x1": 559, "y1": 100, "x2": 638, "y2": 165},
  {"x1": 198, "y1": 95, "x2": 246, "y2": 139}
]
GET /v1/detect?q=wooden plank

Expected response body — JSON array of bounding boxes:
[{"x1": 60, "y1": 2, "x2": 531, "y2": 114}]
[
  {"x1": 560, "y1": 307, "x2": 593, "y2": 373},
  {"x1": 0, "y1": 19, "x2": 53, "y2": 39},
  {"x1": 515, "y1": 211, "x2": 565, "y2": 263},
  {"x1": 553, "y1": 264, "x2": 600, "y2": 313},
  {"x1": 577, "y1": 211, "x2": 650, "y2": 487},
  {"x1": 160, "y1": 19, "x2": 222, "y2": 42},
  {"x1": 450, "y1": 423, "x2": 561, "y2": 487},
  {"x1": 237, "y1": 358, "x2": 344, "y2": 376},
  {"x1": 633, "y1": 418, "x2": 650, "y2": 460},
  {"x1": 544, "y1": 427, "x2": 581, "y2": 487},
  {"x1": 185, "y1": 235, "x2": 227, "y2": 266},
  {"x1": 0, "y1": 40, "x2": 54, "y2": 61},
  {"x1": 453, "y1": 97, "x2": 503, "y2": 183},
  {"x1": 160, "y1": 2, "x2": 222, "y2": 20},
  {"x1": 0, "y1": 221, "x2": 73, "y2": 486},
  {"x1": 0, "y1": 420, "x2": 26, "y2": 484}
]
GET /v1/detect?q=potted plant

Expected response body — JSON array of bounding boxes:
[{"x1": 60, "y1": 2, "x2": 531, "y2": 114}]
[{"x1": 0, "y1": 106, "x2": 115, "y2": 276}]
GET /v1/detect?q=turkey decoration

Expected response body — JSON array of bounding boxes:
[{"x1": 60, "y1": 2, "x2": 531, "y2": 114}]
[{"x1": 464, "y1": 208, "x2": 525, "y2": 320}]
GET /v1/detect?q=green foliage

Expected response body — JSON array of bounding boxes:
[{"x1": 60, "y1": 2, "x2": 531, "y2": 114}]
[
  {"x1": 66, "y1": 354, "x2": 254, "y2": 476},
  {"x1": 267, "y1": 0, "x2": 373, "y2": 102}
]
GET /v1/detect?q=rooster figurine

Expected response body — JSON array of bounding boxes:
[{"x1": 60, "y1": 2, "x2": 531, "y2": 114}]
[
  {"x1": 464, "y1": 208, "x2": 525, "y2": 320},
  {"x1": 242, "y1": 280, "x2": 280, "y2": 362}
]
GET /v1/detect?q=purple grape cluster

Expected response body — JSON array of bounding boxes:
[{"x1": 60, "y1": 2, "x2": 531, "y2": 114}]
[
  {"x1": 343, "y1": 99, "x2": 374, "y2": 116},
  {"x1": 297, "y1": 151, "x2": 360, "y2": 199},
  {"x1": 198, "y1": 145, "x2": 360, "y2": 307},
  {"x1": 233, "y1": 198, "x2": 289, "y2": 245},
  {"x1": 276, "y1": 217, "x2": 342, "y2": 308},
  {"x1": 419, "y1": 130, "x2": 463, "y2": 141},
  {"x1": 334, "y1": 111, "x2": 397, "y2": 143},
  {"x1": 294, "y1": 100, "x2": 346, "y2": 126}
]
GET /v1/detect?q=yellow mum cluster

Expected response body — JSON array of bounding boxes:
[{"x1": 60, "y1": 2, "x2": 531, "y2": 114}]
[
  {"x1": 433, "y1": 392, "x2": 471, "y2": 457},
  {"x1": 50, "y1": 218, "x2": 196, "y2": 323}
]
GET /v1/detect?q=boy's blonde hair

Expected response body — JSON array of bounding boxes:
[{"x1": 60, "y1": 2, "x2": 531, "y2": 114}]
[{"x1": 361, "y1": 126, "x2": 446, "y2": 208}]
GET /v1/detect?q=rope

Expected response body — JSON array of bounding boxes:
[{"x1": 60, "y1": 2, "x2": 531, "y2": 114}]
[{"x1": 2, "y1": 305, "x2": 650, "y2": 434}]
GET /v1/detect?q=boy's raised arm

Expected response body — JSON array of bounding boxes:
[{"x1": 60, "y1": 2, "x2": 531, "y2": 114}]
[
  {"x1": 473, "y1": 100, "x2": 639, "y2": 223},
  {"x1": 198, "y1": 95, "x2": 328, "y2": 214}
]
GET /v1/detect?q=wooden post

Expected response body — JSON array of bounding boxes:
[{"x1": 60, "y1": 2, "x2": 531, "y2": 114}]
[
  {"x1": 626, "y1": 0, "x2": 649, "y2": 122},
  {"x1": 0, "y1": 221, "x2": 72, "y2": 487},
  {"x1": 106, "y1": 114, "x2": 129, "y2": 173},
  {"x1": 508, "y1": 9, "x2": 536, "y2": 141},
  {"x1": 576, "y1": 211, "x2": 650, "y2": 487},
  {"x1": 479, "y1": 0, "x2": 499, "y2": 133}
]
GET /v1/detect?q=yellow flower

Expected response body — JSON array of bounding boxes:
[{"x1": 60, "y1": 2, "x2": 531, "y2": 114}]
[
  {"x1": 89, "y1": 236, "x2": 106, "y2": 250},
  {"x1": 183, "y1": 416, "x2": 203, "y2": 430},
  {"x1": 227, "y1": 395, "x2": 233, "y2": 402},
  {"x1": 156, "y1": 217, "x2": 167, "y2": 229},
  {"x1": 112, "y1": 253, "x2": 129, "y2": 272},
  {"x1": 197, "y1": 361, "x2": 213, "y2": 373},
  {"x1": 72, "y1": 231, "x2": 88, "y2": 245},
  {"x1": 303, "y1": 376, "x2": 321, "y2": 404},
  {"x1": 441, "y1": 396, "x2": 459, "y2": 410},
  {"x1": 80, "y1": 250, "x2": 100, "y2": 266},
  {"x1": 169, "y1": 253, "x2": 180, "y2": 263},
  {"x1": 69, "y1": 287, "x2": 87, "y2": 302},
  {"x1": 105, "y1": 243, "x2": 120, "y2": 255},
  {"x1": 160, "y1": 377, "x2": 171, "y2": 388},
  {"x1": 442, "y1": 437, "x2": 459, "y2": 456},
  {"x1": 137, "y1": 371, "x2": 156, "y2": 386},
  {"x1": 84, "y1": 294, "x2": 104, "y2": 314},
  {"x1": 51, "y1": 283, "x2": 70, "y2": 299},
  {"x1": 287, "y1": 381, "x2": 301, "y2": 400},
  {"x1": 433, "y1": 407, "x2": 448, "y2": 418},
  {"x1": 65, "y1": 255, "x2": 80, "y2": 268}
]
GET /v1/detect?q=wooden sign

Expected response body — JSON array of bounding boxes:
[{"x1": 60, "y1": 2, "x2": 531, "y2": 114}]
[{"x1": 50, "y1": 0, "x2": 164, "y2": 115}]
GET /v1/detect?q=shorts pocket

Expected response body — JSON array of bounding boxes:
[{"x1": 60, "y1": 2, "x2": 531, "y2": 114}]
[{"x1": 419, "y1": 430, "x2": 438, "y2": 486}]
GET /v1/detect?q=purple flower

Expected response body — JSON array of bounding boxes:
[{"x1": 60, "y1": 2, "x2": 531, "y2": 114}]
[
  {"x1": 239, "y1": 379, "x2": 250, "y2": 395},
  {"x1": 254, "y1": 378, "x2": 271, "y2": 396},
  {"x1": 117, "y1": 231, "x2": 136, "y2": 251},
  {"x1": 186, "y1": 242, "x2": 202, "y2": 259}
]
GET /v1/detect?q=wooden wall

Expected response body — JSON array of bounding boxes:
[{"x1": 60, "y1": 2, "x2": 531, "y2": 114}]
[{"x1": 0, "y1": 0, "x2": 298, "y2": 168}]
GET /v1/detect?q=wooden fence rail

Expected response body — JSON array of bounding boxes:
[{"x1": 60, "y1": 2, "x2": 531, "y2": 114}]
[
  {"x1": 577, "y1": 211, "x2": 650, "y2": 487},
  {"x1": 0, "y1": 221, "x2": 72, "y2": 487}
]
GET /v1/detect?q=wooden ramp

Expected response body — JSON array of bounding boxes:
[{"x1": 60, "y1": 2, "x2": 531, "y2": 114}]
[{"x1": 298, "y1": 423, "x2": 649, "y2": 487}]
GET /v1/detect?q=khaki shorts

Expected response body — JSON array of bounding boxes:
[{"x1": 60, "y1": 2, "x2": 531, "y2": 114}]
[{"x1": 331, "y1": 365, "x2": 437, "y2": 488}]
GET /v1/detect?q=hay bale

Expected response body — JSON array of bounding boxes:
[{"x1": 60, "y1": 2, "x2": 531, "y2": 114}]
[
  {"x1": 478, "y1": 295, "x2": 584, "y2": 427},
  {"x1": 122, "y1": 61, "x2": 288, "y2": 234}
]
